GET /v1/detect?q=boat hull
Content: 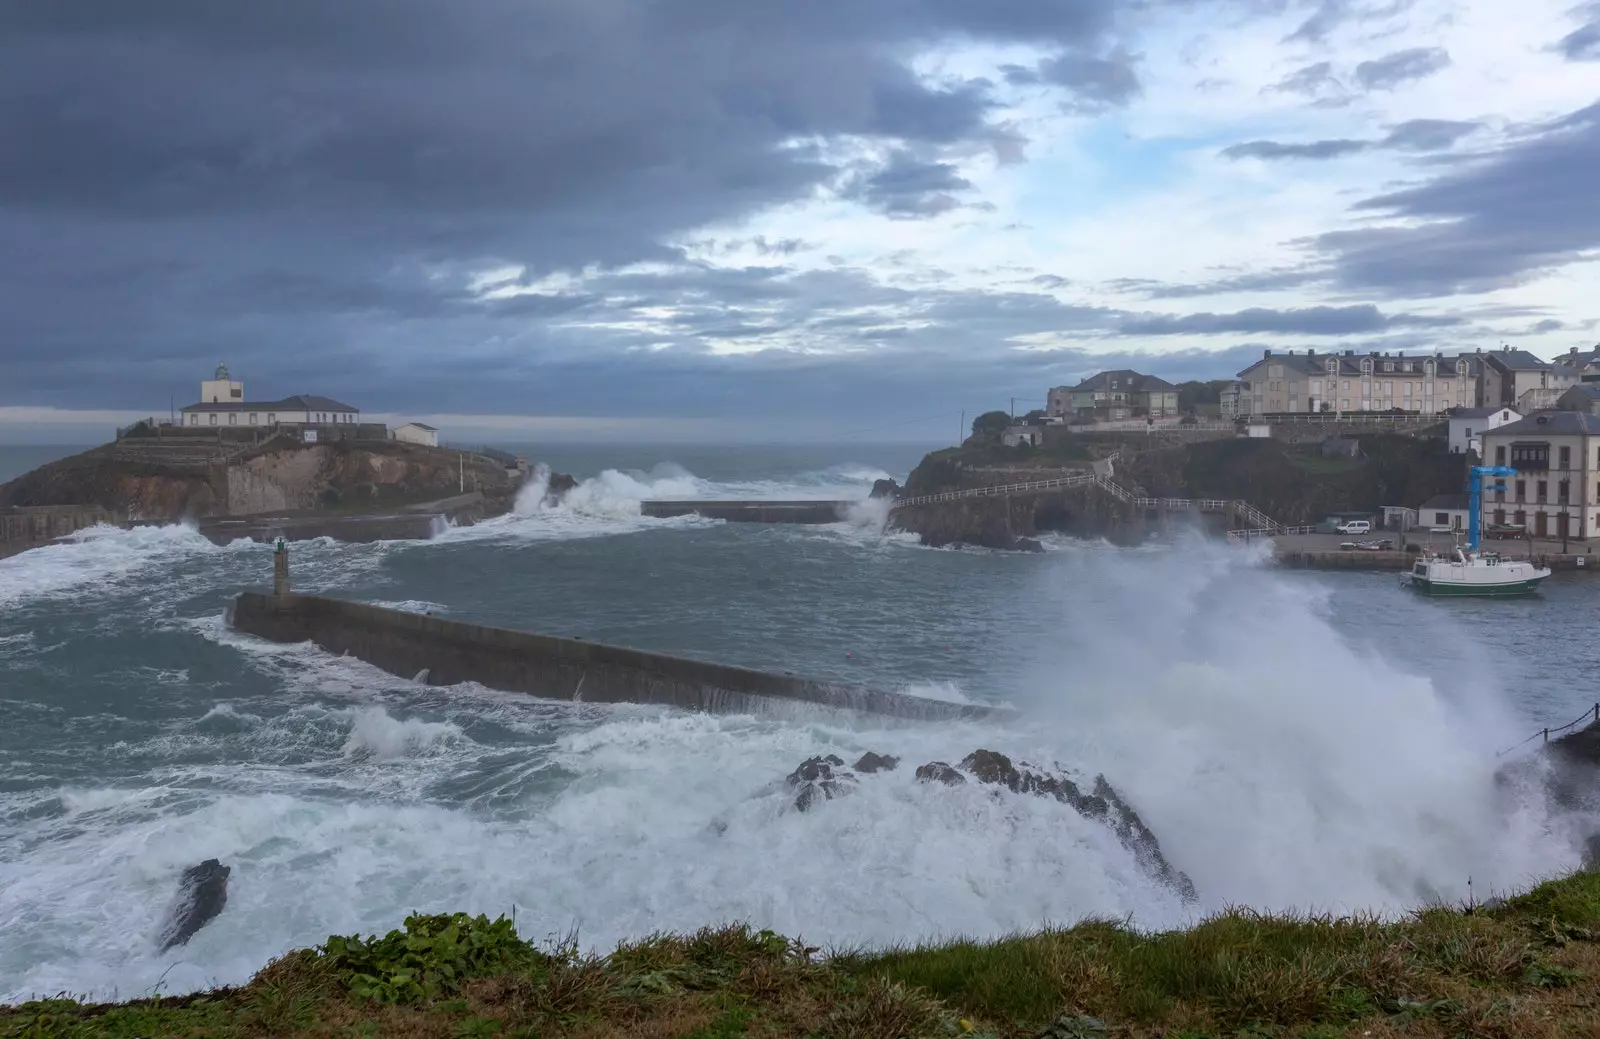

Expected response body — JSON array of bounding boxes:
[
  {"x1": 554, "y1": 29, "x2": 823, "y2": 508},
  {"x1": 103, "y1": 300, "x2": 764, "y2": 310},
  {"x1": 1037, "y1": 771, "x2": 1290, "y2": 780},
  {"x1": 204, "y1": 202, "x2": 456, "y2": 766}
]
[{"x1": 1405, "y1": 574, "x2": 1549, "y2": 597}]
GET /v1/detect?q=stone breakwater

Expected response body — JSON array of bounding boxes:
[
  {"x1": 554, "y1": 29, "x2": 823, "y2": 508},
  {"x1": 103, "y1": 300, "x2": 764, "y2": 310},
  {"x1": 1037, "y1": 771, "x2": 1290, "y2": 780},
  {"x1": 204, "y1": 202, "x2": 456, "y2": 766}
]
[{"x1": 228, "y1": 592, "x2": 1000, "y2": 722}]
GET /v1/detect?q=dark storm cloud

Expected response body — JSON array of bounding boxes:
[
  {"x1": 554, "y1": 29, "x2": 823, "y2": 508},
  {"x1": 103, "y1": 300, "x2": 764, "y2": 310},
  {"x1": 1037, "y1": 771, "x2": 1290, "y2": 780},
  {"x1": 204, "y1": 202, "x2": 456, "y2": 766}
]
[
  {"x1": 842, "y1": 152, "x2": 976, "y2": 218},
  {"x1": 1119, "y1": 304, "x2": 1460, "y2": 336},
  {"x1": 1318, "y1": 100, "x2": 1600, "y2": 297},
  {"x1": 1554, "y1": 2, "x2": 1600, "y2": 61},
  {"x1": 1219, "y1": 119, "x2": 1479, "y2": 161},
  {"x1": 1354, "y1": 47, "x2": 1451, "y2": 90},
  {"x1": 1223, "y1": 139, "x2": 1372, "y2": 160},
  {"x1": 1036, "y1": 49, "x2": 1144, "y2": 112},
  {"x1": 0, "y1": 0, "x2": 1138, "y2": 419}
]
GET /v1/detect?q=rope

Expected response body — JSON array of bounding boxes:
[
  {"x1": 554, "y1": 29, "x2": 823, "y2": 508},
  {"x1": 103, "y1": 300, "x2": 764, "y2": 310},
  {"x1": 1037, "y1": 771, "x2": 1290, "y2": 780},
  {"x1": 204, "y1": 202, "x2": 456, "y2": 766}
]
[{"x1": 1495, "y1": 703, "x2": 1600, "y2": 758}]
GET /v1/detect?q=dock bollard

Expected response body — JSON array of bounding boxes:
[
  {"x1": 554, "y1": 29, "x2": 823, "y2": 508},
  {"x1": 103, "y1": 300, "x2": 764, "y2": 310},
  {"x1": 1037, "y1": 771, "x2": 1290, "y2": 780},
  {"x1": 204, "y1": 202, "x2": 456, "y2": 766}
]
[{"x1": 273, "y1": 536, "x2": 290, "y2": 596}]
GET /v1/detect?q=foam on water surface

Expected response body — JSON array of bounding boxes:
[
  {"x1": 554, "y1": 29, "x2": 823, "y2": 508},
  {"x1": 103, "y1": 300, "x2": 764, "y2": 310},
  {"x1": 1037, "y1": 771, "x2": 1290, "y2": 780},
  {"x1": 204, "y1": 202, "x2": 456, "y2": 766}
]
[{"x1": 1, "y1": 507, "x2": 1595, "y2": 1005}]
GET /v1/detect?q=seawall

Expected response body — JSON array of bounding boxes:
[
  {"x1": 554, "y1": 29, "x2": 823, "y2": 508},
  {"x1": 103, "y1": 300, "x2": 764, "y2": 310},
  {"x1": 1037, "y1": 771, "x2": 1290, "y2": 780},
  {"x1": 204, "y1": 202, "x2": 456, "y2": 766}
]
[
  {"x1": 228, "y1": 592, "x2": 996, "y2": 722},
  {"x1": 641, "y1": 500, "x2": 851, "y2": 523},
  {"x1": 0, "y1": 505, "x2": 117, "y2": 560}
]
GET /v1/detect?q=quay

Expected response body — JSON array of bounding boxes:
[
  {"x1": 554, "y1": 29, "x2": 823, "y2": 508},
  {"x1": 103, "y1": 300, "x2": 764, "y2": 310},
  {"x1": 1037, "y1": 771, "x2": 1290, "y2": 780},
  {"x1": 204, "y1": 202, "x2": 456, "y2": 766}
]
[
  {"x1": 228, "y1": 584, "x2": 996, "y2": 722},
  {"x1": 641, "y1": 499, "x2": 853, "y2": 523},
  {"x1": 1266, "y1": 531, "x2": 1597, "y2": 573}
]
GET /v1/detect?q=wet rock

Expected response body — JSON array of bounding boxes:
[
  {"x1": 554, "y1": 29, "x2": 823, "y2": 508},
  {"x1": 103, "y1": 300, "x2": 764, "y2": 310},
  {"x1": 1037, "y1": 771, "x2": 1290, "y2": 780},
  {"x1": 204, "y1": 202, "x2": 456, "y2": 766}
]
[
  {"x1": 543, "y1": 472, "x2": 578, "y2": 505},
  {"x1": 786, "y1": 754, "x2": 857, "y2": 812},
  {"x1": 915, "y1": 761, "x2": 967, "y2": 786},
  {"x1": 958, "y1": 750, "x2": 1196, "y2": 903},
  {"x1": 1015, "y1": 537, "x2": 1045, "y2": 553},
  {"x1": 159, "y1": 859, "x2": 230, "y2": 952},
  {"x1": 854, "y1": 751, "x2": 900, "y2": 774},
  {"x1": 869, "y1": 479, "x2": 902, "y2": 500}
]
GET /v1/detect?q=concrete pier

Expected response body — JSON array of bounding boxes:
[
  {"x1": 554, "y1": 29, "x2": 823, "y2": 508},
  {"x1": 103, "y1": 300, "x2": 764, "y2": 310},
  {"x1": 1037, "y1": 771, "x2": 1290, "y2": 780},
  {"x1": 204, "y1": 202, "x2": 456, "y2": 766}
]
[
  {"x1": 641, "y1": 500, "x2": 853, "y2": 523},
  {"x1": 228, "y1": 592, "x2": 997, "y2": 722}
]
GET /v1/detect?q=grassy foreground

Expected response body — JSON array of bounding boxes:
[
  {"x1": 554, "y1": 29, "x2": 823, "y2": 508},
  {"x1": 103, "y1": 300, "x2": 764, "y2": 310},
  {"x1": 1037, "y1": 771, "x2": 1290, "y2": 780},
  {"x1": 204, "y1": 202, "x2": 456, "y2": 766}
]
[{"x1": 7, "y1": 872, "x2": 1600, "y2": 1039}]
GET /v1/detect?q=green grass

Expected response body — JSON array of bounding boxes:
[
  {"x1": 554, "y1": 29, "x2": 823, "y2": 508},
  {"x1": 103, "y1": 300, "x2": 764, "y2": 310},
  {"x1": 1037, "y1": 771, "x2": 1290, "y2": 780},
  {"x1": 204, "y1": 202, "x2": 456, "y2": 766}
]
[{"x1": 6, "y1": 872, "x2": 1600, "y2": 1038}]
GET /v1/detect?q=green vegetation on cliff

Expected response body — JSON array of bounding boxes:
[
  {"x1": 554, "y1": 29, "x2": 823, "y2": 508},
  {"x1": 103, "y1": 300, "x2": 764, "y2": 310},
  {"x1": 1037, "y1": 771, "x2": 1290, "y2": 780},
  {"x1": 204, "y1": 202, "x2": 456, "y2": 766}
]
[{"x1": 9, "y1": 871, "x2": 1600, "y2": 1038}]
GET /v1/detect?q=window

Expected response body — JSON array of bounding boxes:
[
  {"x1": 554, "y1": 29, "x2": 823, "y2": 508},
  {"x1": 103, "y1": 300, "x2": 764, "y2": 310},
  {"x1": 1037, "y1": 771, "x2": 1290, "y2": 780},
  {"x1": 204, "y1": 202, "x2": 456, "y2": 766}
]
[
  {"x1": 1435, "y1": 512, "x2": 1449, "y2": 524},
  {"x1": 1494, "y1": 508, "x2": 1506, "y2": 525},
  {"x1": 250, "y1": 413, "x2": 258, "y2": 424},
  {"x1": 209, "y1": 413, "x2": 217, "y2": 426},
  {"x1": 1537, "y1": 480, "x2": 1547, "y2": 503},
  {"x1": 231, "y1": 387, "x2": 242, "y2": 398},
  {"x1": 1559, "y1": 480, "x2": 1570, "y2": 504},
  {"x1": 1465, "y1": 427, "x2": 1473, "y2": 438},
  {"x1": 267, "y1": 413, "x2": 275, "y2": 424},
  {"x1": 1342, "y1": 380, "x2": 1350, "y2": 391},
  {"x1": 1340, "y1": 399, "x2": 1349, "y2": 410},
  {"x1": 1510, "y1": 443, "x2": 1550, "y2": 470},
  {"x1": 1361, "y1": 358, "x2": 1373, "y2": 372},
  {"x1": 1561, "y1": 446, "x2": 1572, "y2": 469},
  {"x1": 1325, "y1": 359, "x2": 1337, "y2": 373},
  {"x1": 1495, "y1": 445, "x2": 1506, "y2": 465},
  {"x1": 1515, "y1": 510, "x2": 1526, "y2": 526},
  {"x1": 1516, "y1": 480, "x2": 1526, "y2": 502},
  {"x1": 188, "y1": 413, "x2": 198, "y2": 426},
  {"x1": 228, "y1": 413, "x2": 237, "y2": 425},
  {"x1": 1385, "y1": 362, "x2": 1395, "y2": 372},
  {"x1": 1457, "y1": 361, "x2": 1467, "y2": 374},
  {"x1": 1269, "y1": 364, "x2": 1283, "y2": 378}
]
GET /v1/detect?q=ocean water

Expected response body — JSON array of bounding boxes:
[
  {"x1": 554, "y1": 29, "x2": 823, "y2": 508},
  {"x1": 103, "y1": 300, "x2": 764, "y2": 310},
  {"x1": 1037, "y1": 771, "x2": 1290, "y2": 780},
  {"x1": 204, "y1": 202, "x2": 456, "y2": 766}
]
[{"x1": 0, "y1": 443, "x2": 1597, "y2": 1003}]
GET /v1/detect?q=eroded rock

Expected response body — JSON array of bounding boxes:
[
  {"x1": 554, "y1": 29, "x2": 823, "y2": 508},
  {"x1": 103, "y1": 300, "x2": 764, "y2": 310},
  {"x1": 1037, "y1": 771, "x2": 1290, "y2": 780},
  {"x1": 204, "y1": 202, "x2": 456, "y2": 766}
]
[
  {"x1": 915, "y1": 761, "x2": 967, "y2": 786},
  {"x1": 869, "y1": 479, "x2": 902, "y2": 500},
  {"x1": 854, "y1": 751, "x2": 900, "y2": 774},
  {"x1": 958, "y1": 750, "x2": 1196, "y2": 903},
  {"x1": 159, "y1": 859, "x2": 230, "y2": 952},
  {"x1": 787, "y1": 754, "x2": 858, "y2": 812}
]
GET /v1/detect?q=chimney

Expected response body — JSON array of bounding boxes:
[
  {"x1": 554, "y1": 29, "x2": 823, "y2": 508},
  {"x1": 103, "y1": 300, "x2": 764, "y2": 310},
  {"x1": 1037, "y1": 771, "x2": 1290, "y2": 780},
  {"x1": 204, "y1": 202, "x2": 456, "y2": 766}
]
[{"x1": 1263, "y1": 348, "x2": 1271, "y2": 360}]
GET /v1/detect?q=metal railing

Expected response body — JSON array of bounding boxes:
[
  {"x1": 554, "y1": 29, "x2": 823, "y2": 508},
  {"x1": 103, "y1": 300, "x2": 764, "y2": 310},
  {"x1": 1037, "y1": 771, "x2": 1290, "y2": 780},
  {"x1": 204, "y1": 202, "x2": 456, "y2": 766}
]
[
  {"x1": 1496, "y1": 703, "x2": 1600, "y2": 758},
  {"x1": 891, "y1": 472, "x2": 1097, "y2": 510}
]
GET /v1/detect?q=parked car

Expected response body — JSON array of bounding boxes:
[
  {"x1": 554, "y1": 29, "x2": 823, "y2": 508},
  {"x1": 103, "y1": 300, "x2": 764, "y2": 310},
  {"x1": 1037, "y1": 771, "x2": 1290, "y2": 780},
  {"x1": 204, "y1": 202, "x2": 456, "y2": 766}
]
[{"x1": 1335, "y1": 520, "x2": 1372, "y2": 535}]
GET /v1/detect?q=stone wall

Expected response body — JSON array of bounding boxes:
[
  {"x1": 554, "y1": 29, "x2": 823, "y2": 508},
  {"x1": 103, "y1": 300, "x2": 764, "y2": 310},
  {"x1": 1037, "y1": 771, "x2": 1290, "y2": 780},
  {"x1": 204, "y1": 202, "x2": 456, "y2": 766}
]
[
  {"x1": 229, "y1": 592, "x2": 998, "y2": 722},
  {"x1": 0, "y1": 505, "x2": 116, "y2": 559}
]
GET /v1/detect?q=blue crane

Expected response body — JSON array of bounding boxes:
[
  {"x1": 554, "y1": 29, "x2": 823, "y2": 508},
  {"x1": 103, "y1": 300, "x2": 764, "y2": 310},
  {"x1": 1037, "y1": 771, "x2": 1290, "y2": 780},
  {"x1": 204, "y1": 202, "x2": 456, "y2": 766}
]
[{"x1": 1467, "y1": 465, "x2": 1517, "y2": 552}]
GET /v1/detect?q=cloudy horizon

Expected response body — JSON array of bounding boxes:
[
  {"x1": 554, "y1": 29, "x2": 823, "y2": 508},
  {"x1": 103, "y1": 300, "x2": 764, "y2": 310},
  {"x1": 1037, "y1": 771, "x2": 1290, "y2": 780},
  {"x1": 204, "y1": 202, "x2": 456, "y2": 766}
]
[{"x1": 4, "y1": 1, "x2": 1600, "y2": 445}]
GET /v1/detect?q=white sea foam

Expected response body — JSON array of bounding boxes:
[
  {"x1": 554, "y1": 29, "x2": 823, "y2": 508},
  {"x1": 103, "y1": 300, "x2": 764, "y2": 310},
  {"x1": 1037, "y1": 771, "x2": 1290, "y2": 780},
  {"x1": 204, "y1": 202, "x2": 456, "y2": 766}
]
[
  {"x1": 1, "y1": 537, "x2": 1591, "y2": 1004},
  {"x1": 0, "y1": 524, "x2": 218, "y2": 609}
]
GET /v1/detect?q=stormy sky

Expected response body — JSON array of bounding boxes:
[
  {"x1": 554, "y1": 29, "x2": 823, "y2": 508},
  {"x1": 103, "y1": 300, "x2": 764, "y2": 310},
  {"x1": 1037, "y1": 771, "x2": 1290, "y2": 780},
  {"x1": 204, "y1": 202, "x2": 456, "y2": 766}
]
[{"x1": 4, "y1": 1, "x2": 1600, "y2": 443}]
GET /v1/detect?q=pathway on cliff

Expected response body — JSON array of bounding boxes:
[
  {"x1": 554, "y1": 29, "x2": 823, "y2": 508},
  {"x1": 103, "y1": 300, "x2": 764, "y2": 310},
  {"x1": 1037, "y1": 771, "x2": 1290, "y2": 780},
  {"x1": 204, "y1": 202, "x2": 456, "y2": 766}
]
[{"x1": 889, "y1": 471, "x2": 1308, "y2": 538}]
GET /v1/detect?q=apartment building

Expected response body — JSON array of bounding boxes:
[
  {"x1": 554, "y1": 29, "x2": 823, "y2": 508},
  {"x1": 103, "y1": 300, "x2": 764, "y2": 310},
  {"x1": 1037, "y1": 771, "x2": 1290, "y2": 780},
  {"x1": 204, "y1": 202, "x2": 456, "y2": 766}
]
[
  {"x1": 1478, "y1": 411, "x2": 1600, "y2": 540},
  {"x1": 1235, "y1": 349, "x2": 1481, "y2": 415}
]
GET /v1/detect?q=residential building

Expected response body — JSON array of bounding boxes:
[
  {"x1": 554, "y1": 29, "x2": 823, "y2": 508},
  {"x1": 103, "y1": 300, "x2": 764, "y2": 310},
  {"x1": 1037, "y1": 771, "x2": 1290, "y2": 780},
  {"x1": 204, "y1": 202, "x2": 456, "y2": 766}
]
[
  {"x1": 1002, "y1": 425, "x2": 1043, "y2": 448},
  {"x1": 1057, "y1": 370, "x2": 1180, "y2": 419},
  {"x1": 1516, "y1": 360, "x2": 1581, "y2": 413},
  {"x1": 1554, "y1": 344, "x2": 1600, "y2": 377},
  {"x1": 1478, "y1": 411, "x2": 1600, "y2": 540},
  {"x1": 1236, "y1": 349, "x2": 1480, "y2": 415},
  {"x1": 1447, "y1": 406, "x2": 1520, "y2": 455},
  {"x1": 1046, "y1": 385, "x2": 1073, "y2": 419},
  {"x1": 1481, "y1": 347, "x2": 1553, "y2": 408},
  {"x1": 1218, "y1": 381, "x2": 1244, "y2": 418},
  {"x1": 393, "y1": 422, "x2": 440, "y2": 447},
  {"x1": 1418, "y1": 493, "x2": 1470, "y2": 532},
  {"x1": 177, "y1": 366, "x2": 361, "y2": 428},
  {"x1": 1558, "y1": 384, "x2": 1600, "y2": 416}
]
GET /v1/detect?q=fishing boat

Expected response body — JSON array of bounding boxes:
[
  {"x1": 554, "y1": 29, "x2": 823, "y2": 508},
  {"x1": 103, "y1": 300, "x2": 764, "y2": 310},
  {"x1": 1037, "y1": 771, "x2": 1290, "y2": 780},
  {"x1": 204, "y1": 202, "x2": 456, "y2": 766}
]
[
  {"x1": 1401, "y1": 546, "x2": 1550, "y2": 596},
  {"x1": 1400, "y1": 463, "x2": 1552, "y2": 597}
]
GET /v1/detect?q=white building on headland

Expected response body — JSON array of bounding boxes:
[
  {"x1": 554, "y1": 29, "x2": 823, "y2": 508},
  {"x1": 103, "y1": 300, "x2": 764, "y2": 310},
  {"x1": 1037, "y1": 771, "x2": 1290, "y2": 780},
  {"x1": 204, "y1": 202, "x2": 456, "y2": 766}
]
[
  {"x1": 1447, "y1": 406, "x2": 1520, "y2": 455},
  {"x1": 393, "y1": 422, "x2": 439, "y2": 447},
  {"x1": 178, "y1": 364, "x2": 361, "y2": 427}
]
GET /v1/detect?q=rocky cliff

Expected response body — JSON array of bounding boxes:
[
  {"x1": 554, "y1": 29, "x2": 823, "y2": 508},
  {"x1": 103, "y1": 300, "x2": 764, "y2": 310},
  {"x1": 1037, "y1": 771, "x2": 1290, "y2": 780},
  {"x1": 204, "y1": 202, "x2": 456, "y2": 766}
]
[
  {"x1": 0, "y1": 439, "x2": 522, "y2": 521},
  {"x1": 1122, "y1": 433, "x2": 1464, "y2": 526}
]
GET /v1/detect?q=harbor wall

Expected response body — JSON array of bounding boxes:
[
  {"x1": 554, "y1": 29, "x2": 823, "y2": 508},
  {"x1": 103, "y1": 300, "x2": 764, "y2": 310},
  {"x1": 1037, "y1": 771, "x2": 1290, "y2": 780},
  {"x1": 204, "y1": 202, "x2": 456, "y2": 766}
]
[
  {"x1": 0, "y1": 505, "x2": 117, "y2": 560},
  {"x1": 228, "y1": 592, "x2": 996, "y2": 721},
  {"x1": 640, "y1": 500, "x2": 850, "y2": 523}
]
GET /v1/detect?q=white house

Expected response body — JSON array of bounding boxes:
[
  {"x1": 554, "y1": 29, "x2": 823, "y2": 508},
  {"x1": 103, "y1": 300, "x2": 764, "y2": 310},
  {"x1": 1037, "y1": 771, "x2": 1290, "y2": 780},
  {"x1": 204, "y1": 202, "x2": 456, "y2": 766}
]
[
  {"x1": 1001, "y1": 424, "x2": 1043, "y2": 448},
  {"x1": 177, "y1": 365, "x2": 360, "y2": 428},
  {"x1": 1447, "y1": 406, "x2": 1519, "y2": 455},
  {"x1": 393, "y1": 422, "x2": 439, "y2": 447},
  {"x1": 1418, "y1": 493, "x2": 1470, "y2": 532}
]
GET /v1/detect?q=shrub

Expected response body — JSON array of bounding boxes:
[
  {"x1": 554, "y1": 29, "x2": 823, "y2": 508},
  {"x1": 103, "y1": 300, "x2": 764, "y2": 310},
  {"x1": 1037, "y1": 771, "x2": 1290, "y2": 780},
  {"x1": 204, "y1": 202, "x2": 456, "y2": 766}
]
[{"x1": 318, "y1": 912, "x2": 549, "y2": 1005}]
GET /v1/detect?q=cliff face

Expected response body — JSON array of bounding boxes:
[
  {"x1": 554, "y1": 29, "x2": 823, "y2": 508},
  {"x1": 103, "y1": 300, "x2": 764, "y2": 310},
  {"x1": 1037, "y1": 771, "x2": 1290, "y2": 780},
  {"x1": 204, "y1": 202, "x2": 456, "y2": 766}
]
[
  {"x1": 0, "y1": 440, "x2": 518, "y2": 520},
  {"x1": 1123, "y1": 434, "x2": 1464, "y2": 526}
]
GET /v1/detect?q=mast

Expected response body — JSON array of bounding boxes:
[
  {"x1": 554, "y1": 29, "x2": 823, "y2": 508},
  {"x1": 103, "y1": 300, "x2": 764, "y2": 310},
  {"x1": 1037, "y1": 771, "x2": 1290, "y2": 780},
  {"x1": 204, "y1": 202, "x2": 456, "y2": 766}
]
[{"x1": 1468, "y1": 464, "x2": 1516, "y2": 553}]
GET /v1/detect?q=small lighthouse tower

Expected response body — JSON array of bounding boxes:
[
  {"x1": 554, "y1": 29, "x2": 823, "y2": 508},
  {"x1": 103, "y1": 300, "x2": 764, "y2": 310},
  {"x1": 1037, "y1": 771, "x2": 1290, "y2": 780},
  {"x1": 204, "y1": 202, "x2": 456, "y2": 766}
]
[{"x1": 200, "y1": 363, "x2": 243, "y2": 404}]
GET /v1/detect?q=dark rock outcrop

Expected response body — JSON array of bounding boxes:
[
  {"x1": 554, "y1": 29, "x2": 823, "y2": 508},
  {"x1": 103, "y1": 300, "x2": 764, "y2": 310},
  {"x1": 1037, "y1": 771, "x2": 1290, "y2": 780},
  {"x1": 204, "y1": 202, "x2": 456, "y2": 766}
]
[
  {"x1": 1015, "y1": 537, "x2": 1045, "y2": 553},
  {"x1": 854, "y1": 751, "x2": 900, "y2": 773},
  {"x1": 958, "y1": 750, "x2": 1196, "y2": 902},
  {"x1": 159, "y1": 859, "x2": 230, "y2": 952},
  {"x1": 869, "y1": 479, "x2": 902, "y2": 500},
  {"x1": 915, "y1": 761, "x2": 967, "y2": 786},
  {"x1": 543, "y1": 471, "x2": 578, "y2": 504},
  {"x1": 786, "y1": 754, "x2": 858, "y2": 812}
]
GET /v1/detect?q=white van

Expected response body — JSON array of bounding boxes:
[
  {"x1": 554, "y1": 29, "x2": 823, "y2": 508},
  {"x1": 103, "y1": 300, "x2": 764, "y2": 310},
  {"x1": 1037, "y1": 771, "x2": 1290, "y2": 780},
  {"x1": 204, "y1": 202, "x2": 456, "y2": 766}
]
[{"x1": 1335, "y1": 519, "x2": 1372, "y2": 535}]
